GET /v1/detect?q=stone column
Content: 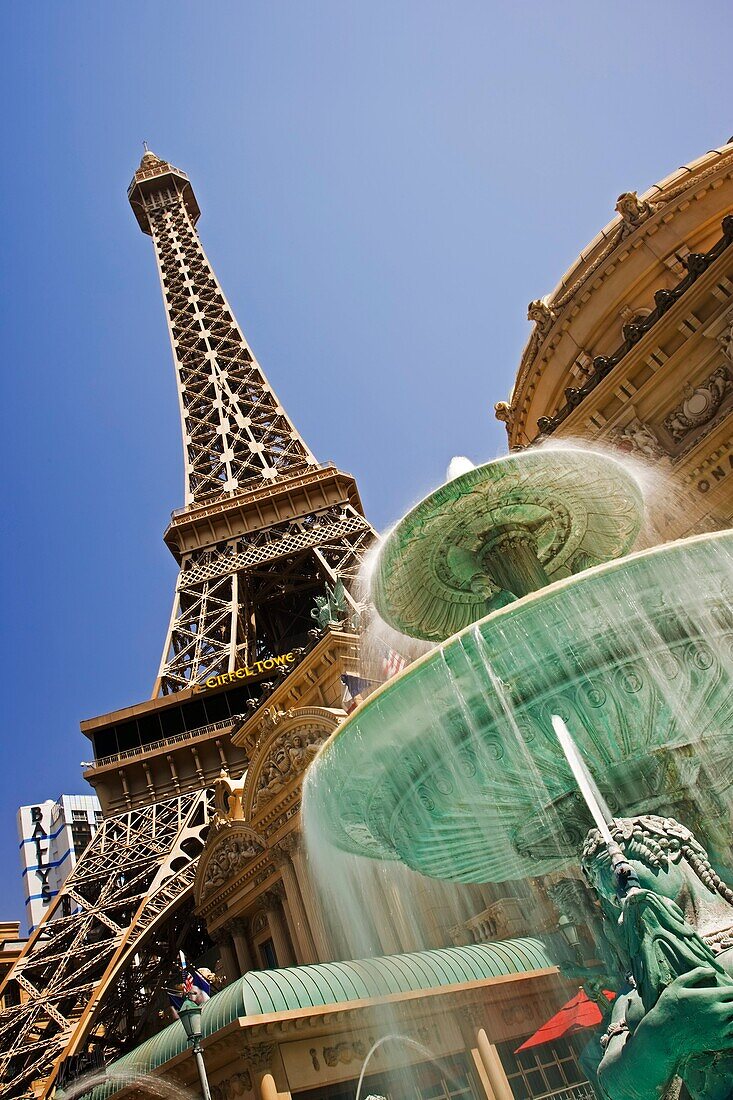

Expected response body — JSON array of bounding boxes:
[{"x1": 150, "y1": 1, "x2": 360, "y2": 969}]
[
  {"x1": 476, "y1": 1029, "x2": 514, "y2": 1100},
  {"x1": 470, "y1": 1048, "x2": 500, "y2": 1100},
  {"x1": 228, "y1": 917, "x2": 254, "y2": 974},
  {"x1": 272, "y1": 836, "x2": 318, "y2": 964},
  {"x1": 259, "y1": 1074, "x2": 291, "y2": 1100},
  {"x1": 286, "y1": 834, "x2": 332, "y2": 960},
  {"x1": 211, "y1": 927, "x2": 240, "y2": 983},
  {"x1": 245, "y1": 1043, "x2": 291, "y2": 1100},
  {"x1": 262, "y1": 887, "x2": 295, "y2": 968}
]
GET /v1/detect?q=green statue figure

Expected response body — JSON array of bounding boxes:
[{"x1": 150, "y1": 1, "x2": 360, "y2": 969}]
[
  {"x1": 581, "y1": 816, "x2": 733, "y2": 1100},
  {"x1": 311, "y1": 578, "x2": 348, "y2": 630}
]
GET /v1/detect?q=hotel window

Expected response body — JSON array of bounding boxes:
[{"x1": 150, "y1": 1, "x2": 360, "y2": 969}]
[
  {"x1": 496, "y1": 1036, "x2": 597, "y2": 1099},
  {"x1": 72, "y1": 810, "x2": 88, "y2": 822},
  {"x1": 258, "y1": 938, "x2": 277, "y2": 970}
]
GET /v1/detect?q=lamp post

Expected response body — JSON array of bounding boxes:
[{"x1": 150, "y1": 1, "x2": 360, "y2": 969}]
[{"x1": 178, "y1": 997, "x2": 212, "y2": 1100}]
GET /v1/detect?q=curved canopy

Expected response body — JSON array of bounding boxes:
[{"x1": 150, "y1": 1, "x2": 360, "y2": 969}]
[{"x1": 81, "y1": 938, "x2": 556, "y2": 1098}]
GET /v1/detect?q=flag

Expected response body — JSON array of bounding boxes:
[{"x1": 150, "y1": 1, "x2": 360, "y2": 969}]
[
  {"x1": 382, "y1": 646, "x2": 407, "y2": 680},
  {"x1": 191, "y1": 969, "x2": 211, "y2": 1003},
  {"x1": 341, "y1": 674, "x2": 372, "y2": 714},
  {"x1": 167, "y1": 990, "x2": 183, "y2": 1018},
  {"x1": 182, "y1": 971, "x2": 194, "y2": 996}
]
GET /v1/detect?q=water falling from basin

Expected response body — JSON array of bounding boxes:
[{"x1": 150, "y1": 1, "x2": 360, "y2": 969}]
[{"x1": 303, "y1": 444, "x2": 733, "y2": 1098}]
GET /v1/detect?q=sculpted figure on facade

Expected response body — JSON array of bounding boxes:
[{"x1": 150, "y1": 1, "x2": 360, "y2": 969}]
[
  {"x1": 609, "y1": 419, "x2": 667, "y2": 461},
  {"x1": 615, "y1": 191, "x2": 656, "y2": 231},
  {"x1": 254, "y1": 726, "x2": 329, "y2": 808},
  {"x1": 256, "y1": 751, "x2": 290, "y2": 805},
  {"x1": 200, "y1": 826, "x2": 265, "y2": 895},
  {"x1": 527, "y1": 298, "x2": 557, "y2": 335},
  {"x1": 311, "y1": 578, "x2": 348, "y2": 630},
  {"x1": 213, "y1": 769, "x2": 246, "y2": 826},
  {"x1": 581, "y1": 815, "x2": 733, "y2": 1100}
]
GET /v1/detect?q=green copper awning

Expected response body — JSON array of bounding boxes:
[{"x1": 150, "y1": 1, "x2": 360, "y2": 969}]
[{"x1": 80, "y1": 938, "x2": 557, "y2": 1098}]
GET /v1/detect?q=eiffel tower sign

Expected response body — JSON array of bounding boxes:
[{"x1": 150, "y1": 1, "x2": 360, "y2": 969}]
[{"x1": 0, "y1": 150, "x2": 373, "y2": 1096}]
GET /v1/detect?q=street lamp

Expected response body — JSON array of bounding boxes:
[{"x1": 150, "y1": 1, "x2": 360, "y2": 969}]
[
  {"x1": 178, "y1": 997, "x2": 212, "y2": 1100},
  {"x1": 557, "y1": 913, "x2": 581, "y2": 958}
]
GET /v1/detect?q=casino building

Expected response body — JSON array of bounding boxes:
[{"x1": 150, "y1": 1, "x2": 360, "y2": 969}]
[
  {"x1": 17, "y1": 795, "x2": 101, "y2": 933},
  {"x1": 494, "y1": 137, "x2": 733, "y2": 537}
]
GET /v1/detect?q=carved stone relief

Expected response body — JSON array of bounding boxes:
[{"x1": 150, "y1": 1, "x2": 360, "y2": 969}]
[
  {"x1": 211, "y1": 1070, "x2": 253, "y2": 1100},
  {"x1": 609, "y1": 418, "x2": 667, "y2": 460},
  {"x1": 243, "y1": 1042, "x2": 276, "y2": 1072},
  {"x1": 254, "y1": 728, "x2": 326, "y2": 809},
  {"x1": 323, "y1": 1040, "x2": 367, "y2": 1068},
  {"x1": 198, "y1": 824, "x2": 266, "y2": 898},
  {"x1": 663, "y1": 365, "x2": 733, "y2": 441}
]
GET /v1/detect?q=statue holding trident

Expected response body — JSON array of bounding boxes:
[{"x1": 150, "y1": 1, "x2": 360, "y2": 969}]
[{"x1": 552, "y1": 716, "x2": 733, "y2": 1100}]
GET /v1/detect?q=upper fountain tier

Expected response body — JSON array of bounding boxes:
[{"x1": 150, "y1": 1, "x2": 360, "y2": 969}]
[{"x1": 373, "y1": 449, "x2": 644, "y2": 641}]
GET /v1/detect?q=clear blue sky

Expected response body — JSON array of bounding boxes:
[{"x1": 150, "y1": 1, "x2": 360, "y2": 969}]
[{"x1": 0, "y1": 2, "x2": 729, "y2": 926}]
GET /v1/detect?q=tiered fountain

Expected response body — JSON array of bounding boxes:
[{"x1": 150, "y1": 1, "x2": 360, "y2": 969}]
[{"x1": 305, "y1": 446, "x2": 733, "y2": 1099}]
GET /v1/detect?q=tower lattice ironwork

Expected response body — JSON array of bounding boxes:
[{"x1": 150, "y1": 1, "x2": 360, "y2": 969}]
[{"x1": 0, "y1": 150, "x2": 374, "y2": 1096}]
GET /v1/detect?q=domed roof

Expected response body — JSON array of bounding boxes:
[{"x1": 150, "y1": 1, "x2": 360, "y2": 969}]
[
  {"x1": 80, "y1": 937, "x2": 556, "y2": 1098},
  {"x1": 138, "y1": 145, "x2": 163, "y2": 169},
  {"x1": 499, "y1": 137, "x2": 733, "y2": 447}
]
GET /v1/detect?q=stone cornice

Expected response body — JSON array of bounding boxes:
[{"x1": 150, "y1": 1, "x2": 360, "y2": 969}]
[
  {"x1": 505, "y1": 144, "x2": 733, "y2": 441},
  {"x1": 530, "y1": 216, "x2": 733, "y2": 440}
]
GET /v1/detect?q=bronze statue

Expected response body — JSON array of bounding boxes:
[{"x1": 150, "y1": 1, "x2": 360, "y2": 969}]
[{"x1": 581, "y1": 816, "x2": 733, "y2": 1099}]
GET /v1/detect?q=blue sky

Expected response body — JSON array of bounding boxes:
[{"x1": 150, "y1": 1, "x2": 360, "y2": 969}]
[{"x1": 0, "y1": 1, "x2": 729, "y2": 925}]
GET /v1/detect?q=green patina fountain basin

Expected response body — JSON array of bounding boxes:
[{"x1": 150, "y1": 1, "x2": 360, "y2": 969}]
[
  {"x1": 307, "y1": 449, "x2": 733, "y2": 884},
  {"x1": 372, "y1": 449, "x2": 644, "y2": 641}
]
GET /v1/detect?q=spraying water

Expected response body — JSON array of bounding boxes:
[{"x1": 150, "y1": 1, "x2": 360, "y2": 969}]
[
  {"x1": 446, "y1": 455, "x2": 475, "y2": 480},
  {"x1": 354, "y1": 1034, "x2": 434, "y2": 1100}
]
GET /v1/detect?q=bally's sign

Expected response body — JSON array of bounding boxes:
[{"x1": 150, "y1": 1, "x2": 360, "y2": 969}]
[{"x1": 198, "y1": 651, "x2": 297, "y2": 691}]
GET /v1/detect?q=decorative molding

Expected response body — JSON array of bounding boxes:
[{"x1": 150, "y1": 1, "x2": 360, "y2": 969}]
[
  {"x1": 508, "y1": 151, "x2": 733, "y2": 440},
  {"x1": 533, "y1": 217, "x2": 733, "y2": 437},
  {"x1": 243, "y1": 1041, "x2": 276, "y2": 1072}
]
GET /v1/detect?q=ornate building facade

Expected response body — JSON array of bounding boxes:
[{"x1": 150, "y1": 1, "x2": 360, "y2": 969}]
[{"x1": 495, "y1": 138, "x2": 733, "y2": 538}]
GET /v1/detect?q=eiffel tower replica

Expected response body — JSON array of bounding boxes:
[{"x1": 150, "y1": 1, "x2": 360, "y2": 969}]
[{"x1": 0, "y1": 149, "x2": 374, "y2": 1097}]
